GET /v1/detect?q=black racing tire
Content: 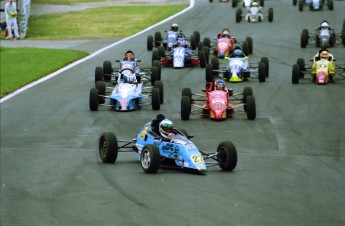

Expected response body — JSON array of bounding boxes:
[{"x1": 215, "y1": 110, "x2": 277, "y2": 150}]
[
  {"x1": 293, "y1": 0, "x2": 297, "y2": 6},
  {"x1": 261, "y1": 57, "x2": 269, "y2": 77},
  {"x1": 217, "y1": 141, "x2": 237, "y2": 171},
  {"x1": 258, "y1": 62, "x2": 266, "y2": 82},
  {"x1": 242, "y1": 41, "x2": 249, "y2": 56},
  {"x1": 154, "y1": 81, "x2": 164, "y2": 104},
  {"x1": 243, "y1": 87, "x2": 253, "y2": 102},
  {"x1": 236, "y1": 9, "x2": 242, "y2": 23},
  {"x1": 328, "y1": 0, "x2": 333, "y2": 10},
  {"x1": 99, "y1": 132, "x2": 118, "y2": 163},
  {"x1": 206, "y1": 63, "x2": 215, "y2": 83},
  {"x1": 232, "y1": 0, "x2": 238, "y2": 8},
  {"x1": 140, "y1": 144, "x2": 160, "y2": 173},
  {"x1": 203, "y1": 37, "x2": 211, "y2": 48},
  {"x1": 181, "y1": 96, "x2": 191, "y2": 120},
  {"x1": 202, "y1": 46, "x2": 210, "y2": 64},
  {"x1": 152, "y1": 49, "x2": 159, "y2": 63},
  {"x1": 191, "y1": 34, "x2": 197, "y2": 50},
  {"x1": 299, "y1": 1, "x2": 303, "y2": 11},
  {"x1": 292, "y1": 64, "x2": 300, "y2": 84},
  {"x1": 95, "y1": 66, "x2": 104, "y2": 83},
  {"x1": 211, "y1": 57, "x2": 219, "y2": 70},
  {"x1": 103, "y1": 61, "x2": 112, "y2": 81},
  {"x1": 342, "y1": 29, "x2": 345, "y2": 47},
  {"x1": 154, "y1": 31, "x2": 162, "y2": 47},
  {"x1": 343, "y1": 19, "x2": 345, "y2": 29},
  {"x1": 147, "y1": 35, "x2": 154, "y2": 51},
  {"x1": 246, "y1": 36, "x2": 253, "y2": 54},
  {"x1": 199, "y1": 50, "x2": 206, "y2": 68},
  {"x1": 194, "y1": 31, "x2": 200, "y2": 45},
  {"x1": 246, "y1": 95, "x2": 256, "y2": 120},
  {"x1": 198, "y1": 41, "x2": 204, "y2": 51},
  {"x1": 96, "y1": 81, "x2": 106, "y2": 104},
  {"x1": 151, "y1": 87, "x2": 160, "y2": 110},
  {"x1": 182, "y1": 87, "x2": 192, "y2": 98},
  {"x1": 268, "y1": 8, "x2": 273, "y2": 22},
  {"x1": 157, "y1": 46, "x2": 165, "y2": 57},
  {"x1": 260, "y1": 0, "x2": 264, "y2": 7},
  {"x1": 301, "y1": 30, "x2": 308, "y2": 48},
  {"x1": 89, "y1": 88, "x2": 99, "y2": 111},
  {"x1": 296, "y1": 58, "x2": 305, "y2": 78},
  {"x1": 150, "y1": 66, "x2": 158, "y2": 86},
  {"x1": 152, "y1": 60, "x2": 161, "y2": 80}
]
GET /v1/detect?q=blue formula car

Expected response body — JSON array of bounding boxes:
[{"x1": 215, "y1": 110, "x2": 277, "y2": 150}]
[{"x1": 98, "y1": 117, "x2": 238, "y2": 174}]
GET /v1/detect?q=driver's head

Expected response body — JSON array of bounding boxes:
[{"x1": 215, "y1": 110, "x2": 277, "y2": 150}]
[
  {"x1": 222, "y1": 29, "x2": 230, "y2": 38},
  {"x1": 215, "y1": 79, "x2": 225, "y2": 90},
  {"x1": 321, "y1": 21, "x2": 329, "y2": 29},
  {"x1": 252, "y1": 2, "x2": 259, "y2": 7},
  {"x1": 171, "y1": 23, "x2": 179, "y2": 32},
  {"x1": 159, "y1": 119, "x2": 174, "y2": 138},
  {"x1": 124, "y1": 51, "x2": 134, "y2": 61},
  {"x1": 320, "y1": 50, "x2": 329, "y2": 60},
  {"x1": 233, "y1": 49, "x2": 243, "y2": 58}
]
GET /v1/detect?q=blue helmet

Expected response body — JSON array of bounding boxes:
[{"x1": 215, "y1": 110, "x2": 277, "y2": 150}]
[
  {"x1": 215, "y1": 79, "x2": 225, "y2": 90},
  {"x1": 233, "y1": 49, "x2": 243, "y2": 58}
]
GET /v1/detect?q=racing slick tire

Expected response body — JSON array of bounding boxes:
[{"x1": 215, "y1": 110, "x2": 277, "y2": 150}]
[
  {"x1": 95, "y1": 66, "x2": 104, "y2": 83},
  {"x1": 232, "y1": 0, "x2": 238, "y2": 8},
  {"x1": 103, "y1": 61, "x2": 112, "y2": 81},
  {"x1": 194, "y1": 31, "x2": 201, "y2": 45},
  {"x1": 297, "y1": 58, "x2": 305, "y2": 78},
  {"x1": 198, "y1": 42, "x2": 204, "y2": 51},
  {"x1": 151, "y1": 87, "x2": 160, "y2": 110},
  {"x1": 150, "y1": 66, "x2": 159, "y2": 86},
  {"x1": 293, "y1": 0, "x2": 297, "y2": 6},
  {"x1": 242, "y1": 41, "x2": 250, "y2": 56},
  {"x1": 328, "y1": 0, "x2": 333, "y2": 10},
  {"x1": 341, "y1": 29, "x2": 345, "y2": 47},
  {"x1": 182, "y1": 87, "x2": 192, "y2": 98},
  {"x1": 260, "y1": 0, "x2": 264, "y2": 7},
  {"x1": 206, "y1": 64, "x2": 215, "y2": 83},
  {"x1": 147, "y1": 35, "x2": 154, "y2": 51},
  {"x1": 299, "y1": 1, "x2": 303, "y2": 11},
  {"x1": 141, "y1": 144, "x2": 160, "y2": 173},
  {"x1": 211, "y1": 57, "x2": 219, "y2": 70},
  {"x1": 217, "y1": 141, "x2": 237, "y2": 171},
  {"x1": 236, "y1": 9, "x2": 242, "y2": 23},
  {"x1": 157, "y1": 46, "x2": 166, "y2": 57},
  {"x1": 96, "y1": 81, "x2": 106, "y2": 104},
  {"x1": 203, "y1": 37, "x2": 211, "y2": 48},
  {"x1": 152, "y1": 60, "x2": 162, "y2": 80},
  {"x1": 292, "y1": 64, "x2": 300, "y2": 84},
  {"x1": 181, "y1": 96, "x2": 191, "y2": 120},
  {"x1": 246, "y1": 36, "x2": 253, "y2": 54},
  {"x1": 301, "y1": 30, "x2": 309, "y2": 48},
  {"x1": 154, "y1": 31, "x2": 162, "y2": 47},
  {"x1": 202, "y1": 46, "x2": 210, "y2": 64},
  {"x1": 199, "y1": 50, "x2": 206, "y2": 68},
  {"x1": 152, "y1": 50, "x2": 159, "y2": 63},
  {"x1": 191, "y1": 34, "x2": 197, "y2": 50},
  {"x1": 261, "y1": 57, "x2": 269, "y2": 77},
  {"x1": 268, "y1": 8, "x2": 273, "y2": 22},
  {"x1": 99, "y1": 132, "x2": 118, "y2": 163},
  {"x1": 258, "y1": 62, "x2": 266, "y2": 82},
  {"x1": 243, "y1": 87, "x2": 253, "y2": 102},
  {"x1": 246, "y1": 95, "x2": 256, "y2": 120},
  {"x1": 89, "y1": 88, "x2": 99, "y2": 111},
  {"x1": 154, "y1": 81, "x2": 164, "y2": 104}
]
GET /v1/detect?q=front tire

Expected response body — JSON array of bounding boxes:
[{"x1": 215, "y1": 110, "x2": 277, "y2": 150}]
[
  {"x1": 217, "y1": 141, "x2": 237, "y2": 171},
  {"x1": 141, "y1": 145, "x2": 160, "y2": 173},
  {"x1": 181, "y1": 96, "x2": 191, "y2": 120},
  {"x1": 99, "y1": 132, "x2": 118, "y2": 163}
]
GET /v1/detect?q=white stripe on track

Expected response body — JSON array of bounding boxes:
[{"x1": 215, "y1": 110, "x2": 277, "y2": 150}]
[{"x1": 1, "y1": 0, "x2": 195, "y2": 103}]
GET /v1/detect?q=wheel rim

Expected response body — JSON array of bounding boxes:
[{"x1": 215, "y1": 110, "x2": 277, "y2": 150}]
[
  {"x1": 218, "y1": 147, "x2": 227, "y2": 164},
  {"x1": 141, "y1": 149, "x2": 151, "y2": 169}
]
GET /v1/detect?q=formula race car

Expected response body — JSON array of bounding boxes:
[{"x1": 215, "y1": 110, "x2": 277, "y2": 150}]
[
  {"x1": 201, "y1": 28, "x2": 253, "y2": 58},
  {"x1": 297, "y1": 0, "x2": 334, "y2": 11},
  {"x1": 206, "y1": 53, "x2": 269, "y2": 83},
  {"x1": 236, "y1": 3, "x2": 273, "y2": 23},
  {"x1": 152, "y1": 37, "x2": 208, "y2": 68},
  {"x1": 89, "y1": 65, "x2": 164, "y2": 111},
  {"x1": 181, "y1": 81, "x2": 256, "y2": 120},
  {"x1": 301, "y1": 27, "x2": 345, "y2": 48},
  {"x1": 291, "y1": 53, "x2": 345, "y2": 85},
  {"x1": 233, "y1": 0, "x2": 265, "y2": 8},
  {"x1": 98, "y1": 118, "x2": 238, "y2": 174},
  {"x1": 147, "y1": 30, "x2": 200, "y2": 51}
]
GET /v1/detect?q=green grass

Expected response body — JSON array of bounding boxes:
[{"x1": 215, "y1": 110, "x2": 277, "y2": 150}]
[
  {"x1": 0, "y1": 47, "x2": 88, "y2": 97},
  {"x1": 32, "y1": 0, "x2": 104, "y2": 4},
  {"x1": 0, "y1": 4, "x2": 187, "y2": 98}
]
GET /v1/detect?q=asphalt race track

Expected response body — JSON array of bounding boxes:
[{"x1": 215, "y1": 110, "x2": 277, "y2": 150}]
[{"x1": 1, "y1": 0, "x2": 345, "y2": 225}]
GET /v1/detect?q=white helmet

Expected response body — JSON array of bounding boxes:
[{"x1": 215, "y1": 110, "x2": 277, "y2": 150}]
[
  {"x1": 321, "y1": 22, "x2": 329, "y2": 29},
  {"x1": 159, "y1": 119, "x2": 174, "y2": 138},
  {"x1": 222, "y1": 29, "x2": 230, "y2": 37},
  {"x1": 252, "y1": 2, "x2": 259, "y2": 7}
]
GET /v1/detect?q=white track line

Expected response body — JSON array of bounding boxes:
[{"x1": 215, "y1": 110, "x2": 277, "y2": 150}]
[{"x1": 1, "y1": 0, "x2": 195, "y2": 103}]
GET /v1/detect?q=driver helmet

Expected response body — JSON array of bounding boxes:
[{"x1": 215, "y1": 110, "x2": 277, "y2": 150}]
[
  {"x1": 177, "y1": 38, "x2": 186, "y2": 47},
  {"x1": 233, "y1": 49, "x2": 243, "y2": 58},
  {"x1": 215, "y1": 79, "x2": 225, "y2": 90},
  {"x1": 124, "y1": 50, "x2": 134, "y2": 61},
  {"x1": 222, "y1": 29, "x2": 230, "y2": 38},
  {"x1": 321, "y1": 21, "x2": 329, "y2": 29},
  {"x1": 171, "y1": 23, "x2": 179, "y2": 32},
  {"x1": 252, "y1": 2, "x2": 259, "y2": 7},
  {"x1": 320, "y1": 50, "x2": 329, "y2": 60},
  {"x1": 159, "y1": 119, "x2": 174, "y2": 138}
]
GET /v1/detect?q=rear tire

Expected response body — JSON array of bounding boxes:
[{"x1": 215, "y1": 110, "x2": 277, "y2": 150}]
[
  {"x1": 103, "y1": 61, "x2": 112, "y2": 81},
  {"x1": 181, "y1": 96, "x2": 191, "y2": 120},
  {"x1": 258, "y1": 62, "x2": 266, "y2": 82},
  {"x1": 151, "y1": 87, "x2": 160, "y2": 110},
  {"x1": 154, "y1": 81, "x2": 164, "y2": 104},
  {"x1": 89, "y1": 88, "x2": 99, "y2": 111},
  {"x1": 95, "y1": 66, "x2": 104, "y2": 83},
  {"x1": 99, "y1": 132, "x2": 118, "y2": 163},
  {"x1": 292, "y1": 64, "x2": 300, "y2": 84},
  {"x1": 246, "y1": 96, "x2": 256, "y2": 120},
  {"x1": 147, "y1": 35, "x2": 153, "y2": 51}
]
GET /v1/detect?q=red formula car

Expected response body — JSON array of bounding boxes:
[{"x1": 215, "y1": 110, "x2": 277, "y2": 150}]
[{"x1": 181, "y1": 79, "x2": 256, "y2": 121}]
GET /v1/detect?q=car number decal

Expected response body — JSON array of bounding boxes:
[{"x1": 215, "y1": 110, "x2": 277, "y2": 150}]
[{"x1": 191, "y1": 155, "x2": 204, "y2": 163}]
